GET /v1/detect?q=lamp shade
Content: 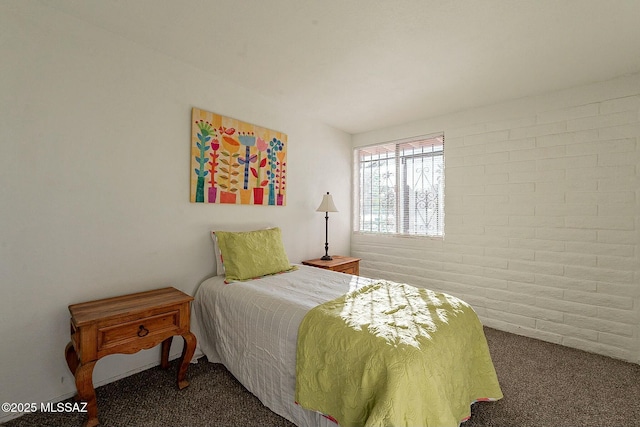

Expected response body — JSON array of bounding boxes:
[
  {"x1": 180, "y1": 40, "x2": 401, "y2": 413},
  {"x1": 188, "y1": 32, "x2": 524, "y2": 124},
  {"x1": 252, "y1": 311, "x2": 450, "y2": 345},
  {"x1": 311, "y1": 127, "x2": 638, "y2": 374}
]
[{"x1": 316, "y1": 192, "x2": 338, "y2": 213}]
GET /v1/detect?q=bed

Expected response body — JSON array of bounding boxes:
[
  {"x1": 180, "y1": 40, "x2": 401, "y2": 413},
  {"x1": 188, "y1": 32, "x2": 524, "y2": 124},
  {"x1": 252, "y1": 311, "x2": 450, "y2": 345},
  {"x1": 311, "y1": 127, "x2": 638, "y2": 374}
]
[{"x1": 193, "y1": 228, "x2": 502, "y2": 427}]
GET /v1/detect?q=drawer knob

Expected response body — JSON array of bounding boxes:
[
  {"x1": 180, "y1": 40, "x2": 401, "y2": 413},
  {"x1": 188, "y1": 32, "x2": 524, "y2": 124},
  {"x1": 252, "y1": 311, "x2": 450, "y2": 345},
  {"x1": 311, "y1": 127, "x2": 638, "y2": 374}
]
[{"x1": 137, "y1": 325, "x2": 149, "y2": 337}]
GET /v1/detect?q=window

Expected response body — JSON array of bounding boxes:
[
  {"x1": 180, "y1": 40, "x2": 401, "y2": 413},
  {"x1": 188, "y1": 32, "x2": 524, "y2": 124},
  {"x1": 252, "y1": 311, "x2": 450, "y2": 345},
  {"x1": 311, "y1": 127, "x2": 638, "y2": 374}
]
[{"x1": 354, "y1": 133, "x2": 444, "y2": 237}]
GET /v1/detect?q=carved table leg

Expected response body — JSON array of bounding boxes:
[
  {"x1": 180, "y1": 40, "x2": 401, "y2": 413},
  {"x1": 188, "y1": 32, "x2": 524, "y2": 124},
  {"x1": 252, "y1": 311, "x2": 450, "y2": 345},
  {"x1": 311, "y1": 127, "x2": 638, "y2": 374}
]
[
  {"x1": 75, "y1": 361, "x2": 98, "y2": 427},
  {"x1": 161, "y1": 336, "x2": 173, "y2": 369},
  {"x1": 65, "y1": 342, "x2": 83, "y2": 402},
  {"x1": 177, "y1": 332, "x2": 197, "y2": 389},
  {"x1": 64, "y1": 342, "x2": 79, "y2": 378}
]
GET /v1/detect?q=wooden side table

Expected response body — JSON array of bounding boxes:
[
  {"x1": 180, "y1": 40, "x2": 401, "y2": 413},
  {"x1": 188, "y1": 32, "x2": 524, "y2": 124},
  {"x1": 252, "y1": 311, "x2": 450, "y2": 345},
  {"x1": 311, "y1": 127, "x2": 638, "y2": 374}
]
[
  {"x1": 64, "y1": 287, "x2": 197, "y2": 427},
  {"x1": 302, "y1": 255, "x2": 361, "y2": 276}
]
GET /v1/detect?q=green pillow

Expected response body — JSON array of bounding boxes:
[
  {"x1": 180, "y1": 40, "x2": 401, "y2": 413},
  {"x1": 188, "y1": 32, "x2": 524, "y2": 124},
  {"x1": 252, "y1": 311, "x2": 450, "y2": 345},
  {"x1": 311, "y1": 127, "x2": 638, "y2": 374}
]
[{"x1": 213, "y1": 228, "x2": 295, "y2": 282}]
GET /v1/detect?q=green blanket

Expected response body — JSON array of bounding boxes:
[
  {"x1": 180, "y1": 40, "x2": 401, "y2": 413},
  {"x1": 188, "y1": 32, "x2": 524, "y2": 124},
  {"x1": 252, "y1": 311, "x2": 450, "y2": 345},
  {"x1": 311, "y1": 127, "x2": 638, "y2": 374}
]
[{"x1": 295, "y1": 281, "x2": 502, "y2": 427}]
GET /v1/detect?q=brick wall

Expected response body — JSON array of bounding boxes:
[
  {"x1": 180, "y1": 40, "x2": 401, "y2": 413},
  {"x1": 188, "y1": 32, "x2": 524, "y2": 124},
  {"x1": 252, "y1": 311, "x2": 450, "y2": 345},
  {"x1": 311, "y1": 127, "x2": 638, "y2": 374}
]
[{"x1": 352, "y1": 73, "x2": 640, "y2": 363}]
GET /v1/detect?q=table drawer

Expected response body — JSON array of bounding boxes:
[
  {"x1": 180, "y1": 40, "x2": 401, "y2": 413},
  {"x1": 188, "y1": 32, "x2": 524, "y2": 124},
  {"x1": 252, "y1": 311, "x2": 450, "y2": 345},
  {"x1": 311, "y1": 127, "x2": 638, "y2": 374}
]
[
  {"x1": 336, "y1": 265, "x2": 358, "y2": 275},
  {"x1": 98, "y1": 310, "x2": 180, "y2": 352},
  {"x1": 333, "y1": 262, "x2": 359, "y2": 275}
]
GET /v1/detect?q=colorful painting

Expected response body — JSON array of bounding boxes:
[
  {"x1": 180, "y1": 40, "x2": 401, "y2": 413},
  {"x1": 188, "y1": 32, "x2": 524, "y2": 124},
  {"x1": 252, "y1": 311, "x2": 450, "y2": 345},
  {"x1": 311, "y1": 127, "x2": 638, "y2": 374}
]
[{"x1": 190, "y1": 107, "x2": 287, "y2": 206}]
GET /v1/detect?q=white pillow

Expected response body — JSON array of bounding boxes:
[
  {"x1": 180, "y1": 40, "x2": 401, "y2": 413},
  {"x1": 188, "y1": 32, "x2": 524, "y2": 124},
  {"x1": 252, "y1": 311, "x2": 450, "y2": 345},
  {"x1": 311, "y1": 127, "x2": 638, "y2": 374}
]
[{"x1": 211, "y1": 231, "x2": 225, "y2": 276}]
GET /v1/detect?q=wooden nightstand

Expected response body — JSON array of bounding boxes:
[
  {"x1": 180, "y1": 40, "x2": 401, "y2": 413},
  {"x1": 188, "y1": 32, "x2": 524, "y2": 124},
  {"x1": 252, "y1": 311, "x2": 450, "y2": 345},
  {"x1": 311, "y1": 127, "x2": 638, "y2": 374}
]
[
  {"x1": 302, "y1": 255, "x2": 361, "y2": 276},
  {"x1": 64, "y1": 287, "x2": 197, "y2": 427}
]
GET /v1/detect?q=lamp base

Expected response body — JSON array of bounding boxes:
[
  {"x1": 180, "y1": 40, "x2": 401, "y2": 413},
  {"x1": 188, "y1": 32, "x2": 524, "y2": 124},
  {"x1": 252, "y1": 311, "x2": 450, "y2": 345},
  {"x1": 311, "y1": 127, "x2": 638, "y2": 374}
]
[{"x1": 321, "y1": 255, "x2": 333, "y2": 261}]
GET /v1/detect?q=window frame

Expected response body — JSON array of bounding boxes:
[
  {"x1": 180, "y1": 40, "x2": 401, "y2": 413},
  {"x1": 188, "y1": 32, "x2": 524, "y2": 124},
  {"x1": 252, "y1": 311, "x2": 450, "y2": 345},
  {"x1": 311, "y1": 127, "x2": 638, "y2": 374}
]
[{"x1": 353, "y1": 132, "x2": 445, "y2": 239}]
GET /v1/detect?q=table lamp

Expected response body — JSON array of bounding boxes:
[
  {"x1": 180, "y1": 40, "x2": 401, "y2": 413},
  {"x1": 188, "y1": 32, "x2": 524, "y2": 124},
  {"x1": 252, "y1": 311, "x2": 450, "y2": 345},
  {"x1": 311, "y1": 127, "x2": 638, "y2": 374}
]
[{"x1": 316, "y1": 192, "x2": 338, "y2": 260}]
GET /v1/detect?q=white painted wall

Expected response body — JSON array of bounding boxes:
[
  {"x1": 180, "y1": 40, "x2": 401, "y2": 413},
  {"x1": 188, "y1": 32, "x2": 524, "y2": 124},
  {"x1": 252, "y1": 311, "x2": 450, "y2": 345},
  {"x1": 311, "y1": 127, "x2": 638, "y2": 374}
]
[
  {"x1": 353, "y1": 73, "x2": 640, "y2": 364},
  {"x1": 0, "y1": 2, "x2": 351, "y2": 420}
]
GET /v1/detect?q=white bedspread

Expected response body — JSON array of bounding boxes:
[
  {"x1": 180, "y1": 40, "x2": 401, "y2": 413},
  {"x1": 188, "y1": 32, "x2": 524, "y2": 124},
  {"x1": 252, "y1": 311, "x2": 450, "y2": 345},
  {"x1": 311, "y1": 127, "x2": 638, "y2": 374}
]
[{"x1": 194, "y1": 265, "x2": 374, "y2": 427}]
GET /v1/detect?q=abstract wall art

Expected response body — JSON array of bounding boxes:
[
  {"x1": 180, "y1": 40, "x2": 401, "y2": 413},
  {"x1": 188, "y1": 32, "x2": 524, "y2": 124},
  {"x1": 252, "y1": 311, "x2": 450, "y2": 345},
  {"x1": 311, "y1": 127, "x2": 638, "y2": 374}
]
[{"x1": 190, "y1": 107, "x2": 287, "y2": 206}]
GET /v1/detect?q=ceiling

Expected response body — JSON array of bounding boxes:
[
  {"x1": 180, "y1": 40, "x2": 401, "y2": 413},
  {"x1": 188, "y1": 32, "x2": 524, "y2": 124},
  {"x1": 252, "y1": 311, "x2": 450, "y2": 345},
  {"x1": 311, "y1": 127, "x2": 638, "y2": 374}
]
[{"x1": 44, "y1": 0, "x2": 640, "y2": 134}]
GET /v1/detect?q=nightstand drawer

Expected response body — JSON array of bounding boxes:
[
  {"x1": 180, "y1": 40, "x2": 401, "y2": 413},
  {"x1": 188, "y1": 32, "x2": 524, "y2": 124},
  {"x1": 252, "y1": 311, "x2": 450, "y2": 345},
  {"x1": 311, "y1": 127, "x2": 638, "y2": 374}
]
[
  {"x1": 98, "y1": 310, "x2": 180, "y2": 351},
  {"x1": 334, "y1": 263, "x2": 358, "y2": 275},
  {"x1": 302, "y1": 256, "x2": 360, "y2": 276}
]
